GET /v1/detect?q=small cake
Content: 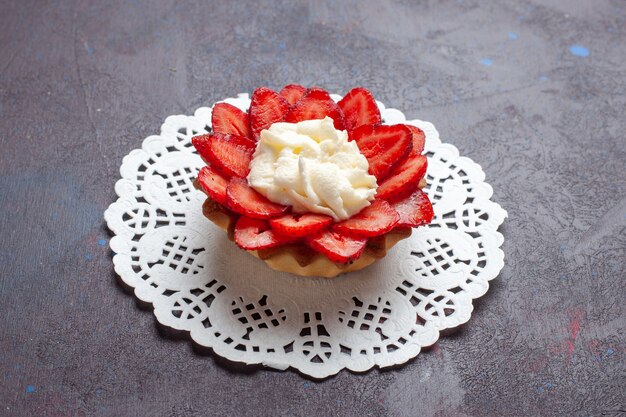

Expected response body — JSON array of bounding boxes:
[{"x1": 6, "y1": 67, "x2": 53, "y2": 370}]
[{"x1": 192, "y1": 85, "x2": 433, "y2": 278}]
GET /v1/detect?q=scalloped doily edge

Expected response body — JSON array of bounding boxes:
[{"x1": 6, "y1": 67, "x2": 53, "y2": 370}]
[{"x1": 104, "y1": 95, "x2": 508, "y2": 378}]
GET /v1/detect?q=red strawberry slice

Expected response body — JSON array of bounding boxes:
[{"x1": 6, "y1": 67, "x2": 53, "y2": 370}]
[
  {"x1": 196, "y1": 133, "x2": 256, "y2": 178},
  {"x1": 392, "y1": 189, "x2": 434, "y2": 227},
  {"x1": 305, "y1": 230, "x2": 368, "y2": 263},
  {"x1": 191, "y1": 134, "x2": 212, "y2": 163},
  {"x1": 349, "y1": 124, "x2": 412, "y2": 181},
  {"x1": 375, "y1": 155, "x2": 428, "y2": 201},
  {"x1": 249, "y1": 87, "x2": 291, "y2": 140},
  {"x1": 211, "y1": 103, "x2": 251, "y2": 139},
  {"x1": 337, "y1": 87, "x2": 382, "y2": 131},
  {"x1": 196, "y1": 165, "x2": 229, "y2": 206},
  {"x1": 284, "y1": 87, "x2": 346, "y2": 130},
  {"x1": 234, "y1": 217, "x2": 296, "y2": 250},
  {"x1": 226, "y1": 178, "x2": 288, "y2": 219},
  {"x1": 405, "y1": 125, "x2": 426, "y2": 156},
  {"x1": 192, "y1": 133, "x2": 252, "y2": 177},
  {"x1": 333, "y1": 199, "x2": 400, "y2": 237},
  {"x1": 269, "y1": 213, "x2": 333, "y2": 238},
  {"x1": 279, "y1": 84, "x2": 307, "y2": 106}
]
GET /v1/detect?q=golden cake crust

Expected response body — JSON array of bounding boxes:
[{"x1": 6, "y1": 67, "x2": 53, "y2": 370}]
[{"x1": 197, "y1": 180, "x2": 425, "y2": 278}]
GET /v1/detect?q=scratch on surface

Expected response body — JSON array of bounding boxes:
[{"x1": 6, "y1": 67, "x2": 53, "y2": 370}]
[
  {"x1": 72, "y1": 8, "x2": 111, "y2": 172},
  {"x1": 568, "y1": 197, "x2": 626, "y2": 257},
  {"x1": 0, "y1": 48, "x2": 20, "y2": 78}
]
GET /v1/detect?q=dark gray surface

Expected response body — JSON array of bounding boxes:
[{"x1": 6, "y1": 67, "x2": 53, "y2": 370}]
[{"x1": 1, "y1": 0, "x2": 625, "y2": 416}]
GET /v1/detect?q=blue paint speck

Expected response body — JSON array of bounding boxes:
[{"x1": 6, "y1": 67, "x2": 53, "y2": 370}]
[
  {"x1": 569, "y1": 45, "x2": 589, "y2": 57},
  {"x1": 279, "y1": 42, "x2": 286, "y2": 50},
  {"x1": 607, "y1": 27, "x2": 614, "y2": 33},
  {"x1": 508, "y1": 32, "x2": 518, "y2": 40},
  {"x1": 545, "y1": 382, "x2": 553, "y2": 389},
  {"x1": 85, "y1": 254, "x2": 93, "y2": 261},
  {"x1": 539, "y1": 75, "x2": 548, "y2": 81},
  {"x1": 607, "y1": 348, "x2": 614, "y2": 355},
  {"x1": 303, "y1": 382, "x2": 312, "y2": 388},
  {"x1": 26, "y1": 385, "x2": 36, "y2": 393},
  {"x1": 98, "y1": 239, "x2": 107, "y2": 246},
  {"x1": 51, "y1": 212, "x2": 59, "y2": 220},
  {"x1": 453, "y1": 95, "x2": 460, "y2": 102},
  {"x1": 517, "y1": 15, "x2": 525, "y2": 21},
  {"x1": 559, "y1": 244, "x2": 567, "y2": 252},
  {"x1": 536, "y1": 386, "x2": 544, "y2": 393},
  {"x1": 480, "y1": 58, "x2": 493, "y2": 66}
]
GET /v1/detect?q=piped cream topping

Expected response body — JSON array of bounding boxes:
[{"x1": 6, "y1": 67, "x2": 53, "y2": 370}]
[{"x1": 247, "y1": 117, "x2": 377, "y2": 221}]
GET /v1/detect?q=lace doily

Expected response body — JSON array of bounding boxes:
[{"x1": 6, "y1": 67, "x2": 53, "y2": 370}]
[{"x1": 104, "y1": 94, "x2": 507, "y2": 378}]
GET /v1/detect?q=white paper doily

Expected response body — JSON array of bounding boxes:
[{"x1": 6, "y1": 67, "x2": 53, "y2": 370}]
[{"x1": 104, "y1": 93, "x2": 507, "y2": 378}]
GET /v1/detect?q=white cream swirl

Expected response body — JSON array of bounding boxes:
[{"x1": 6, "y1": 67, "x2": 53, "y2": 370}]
[{"x1": 247, "y1": 117, "x2": 377, "y2": 221}]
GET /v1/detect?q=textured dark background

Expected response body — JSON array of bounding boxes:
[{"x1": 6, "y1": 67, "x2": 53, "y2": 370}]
[{"x1": 1, "y1": 0, "x2": 624, "y2": 416}]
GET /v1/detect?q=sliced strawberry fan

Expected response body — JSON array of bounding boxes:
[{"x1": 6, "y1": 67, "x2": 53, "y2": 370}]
[{"x1": 193, "y1": 85, "x2": 433, "y2": 265}]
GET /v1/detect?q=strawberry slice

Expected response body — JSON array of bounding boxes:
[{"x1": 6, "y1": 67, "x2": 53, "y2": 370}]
[
  {"x1": 284, "y1": 87, "x2": 346, "y2": 130},
  {"x1": 349, "y1": 124, "x2": 412, "y2": 181},
  {"x1": 305, "y1": 230, "x2": 368, "y2": 263},
  {"x1": 337, "y1": 87, "x2": 382, "y2": 131},
  {"x1": 191, "y1": 134, "x2": 212, "y2": 163},
  {"x1": 405, "y1": 125, "x2": 426, "y2": 156},
  {"x1": 196, "y1": 165, "x2": 229, "y2": 206},
  {"x1": 269, "y1": 213, "x2": 333, "y2": 238},
  {"x1": 226, "y1": 178, "x2": 288, "y2": 219},
  {"x1": 279, "y1": 84, "x2": 307, "y2": 106},
  {"x1": 211, "y1": 103, "x2": 251, "y2": 139},
  {"x1": 194, "y1": 133, "x2": 255, "y2": 178},
  {"x1": 234, "y1": 217, "x2": 296, "y2": 250},
  {"x1": 249, "y1": 87, "x2": 291, "y2": 140},
  {"x1": 375, "y1": 155, "x2": 428, "y2": 201},
  {"x1": 333, "y1": 199, "x2": 399, "y2": 237},
  {"x1": 392, "y1": 189, "x2": 434, "y2": 227}
]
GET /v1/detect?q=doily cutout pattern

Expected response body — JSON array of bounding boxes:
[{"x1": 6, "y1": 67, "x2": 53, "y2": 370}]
[{"x1": 105, "y1": 94, "x2": 507, "y2": 378}]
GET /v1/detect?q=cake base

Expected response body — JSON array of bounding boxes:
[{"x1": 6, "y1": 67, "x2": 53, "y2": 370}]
[{"x1": 201, "y1": 197, "x2": 413, "y2": 278}]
